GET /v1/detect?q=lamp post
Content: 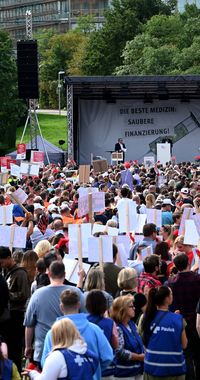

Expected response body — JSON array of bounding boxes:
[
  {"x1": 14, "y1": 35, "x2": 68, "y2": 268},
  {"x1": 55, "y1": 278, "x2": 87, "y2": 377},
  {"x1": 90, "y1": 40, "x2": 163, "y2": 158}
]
[{"x1": 58, "y1": 70, "x2": 65, "y2": 115}]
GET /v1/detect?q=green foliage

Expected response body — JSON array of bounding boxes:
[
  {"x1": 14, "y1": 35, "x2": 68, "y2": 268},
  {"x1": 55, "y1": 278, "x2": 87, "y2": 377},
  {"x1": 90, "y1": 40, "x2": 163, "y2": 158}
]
[
  {"x1": 37, "y1": 30, "x2": 87, "y2": 108},
  {"x1": 16, "y1": 113, "x2": 67, "y2": 150},
  {"x1": 75, "y1": 15, "x2": 97, "y2": 34},
  {"x1": 0, "y1": 30, "x2": 25, "y2": 152},
  {"x1": 115, "y1": 4, "x2": 200, "y2": 75},
  {"x1": 81, "y1": 0, "x2": 175, "y2": 75}
]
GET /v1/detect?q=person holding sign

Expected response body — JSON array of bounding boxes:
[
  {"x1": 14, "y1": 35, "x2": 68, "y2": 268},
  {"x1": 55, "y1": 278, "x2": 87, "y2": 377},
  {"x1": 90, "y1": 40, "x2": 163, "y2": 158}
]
[{"x1": 115, "y1": 138, "x2": 127, "y2": 163}]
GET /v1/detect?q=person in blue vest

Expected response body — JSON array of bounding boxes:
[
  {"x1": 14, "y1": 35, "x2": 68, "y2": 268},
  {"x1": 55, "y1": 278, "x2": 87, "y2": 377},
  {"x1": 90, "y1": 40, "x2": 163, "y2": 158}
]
[
  {"x1": 23, "y1": 318, "x2": 99, "y2": 380},
  {"x1": 141, "y1": 286, "x2": 187, "y2": 380},
  {"x1": 110, "y1": 295, "x2": 144, "y2": 380},
  {"x1": 86, "y1": 290, "x2": 118, "y2": 379},
  {"x1": 0, "y1": 338, "x2": 20, "y2": 380}
]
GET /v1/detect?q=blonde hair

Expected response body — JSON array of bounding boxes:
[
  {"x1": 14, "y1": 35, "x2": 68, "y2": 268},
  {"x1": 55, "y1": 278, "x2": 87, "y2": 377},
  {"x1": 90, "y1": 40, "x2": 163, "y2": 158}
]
[
  {"x1": 173, "y1": 235, "x2": 184, "y2": 248},
  {"x1": 52, "y1": 318, "x2": 81, "y2": 350},
  {"x1": 117, "y1": 268, "x2": 137, "y2": 290},
  {"x1": 84, "y1": 268, "x2": 105, "y2": 291},
  {"x1": 110, "y1": 295, "x2": 133, "y2": 323},
  {"x1": 34, "y1": 239, "x2": 52, "y2": 258},
  {"x1": 145, "y1": 193, "x2": 155, "y2": 208}
]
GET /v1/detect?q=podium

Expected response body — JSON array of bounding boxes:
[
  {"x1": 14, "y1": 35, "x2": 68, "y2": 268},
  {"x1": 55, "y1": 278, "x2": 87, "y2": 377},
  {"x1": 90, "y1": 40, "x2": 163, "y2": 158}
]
[{"x1": 111, "y1": 152, "x2": 123, "y2": 165}]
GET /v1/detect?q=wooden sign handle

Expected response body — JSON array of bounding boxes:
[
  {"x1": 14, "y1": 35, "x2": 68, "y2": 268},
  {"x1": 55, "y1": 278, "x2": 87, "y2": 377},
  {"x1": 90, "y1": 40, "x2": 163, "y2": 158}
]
[
  {"x1": 77, "y1": 224, "x2": 83, "y2": 270},
  {"x1": 98, "y1": 237, "x2": 104, "y2": 271}
]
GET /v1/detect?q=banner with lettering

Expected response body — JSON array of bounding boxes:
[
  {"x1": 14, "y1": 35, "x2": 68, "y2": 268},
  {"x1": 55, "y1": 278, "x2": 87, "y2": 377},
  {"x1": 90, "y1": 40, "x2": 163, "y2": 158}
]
[{"x1": 79, "y1": 99, "x2": 200, "y2": 163}]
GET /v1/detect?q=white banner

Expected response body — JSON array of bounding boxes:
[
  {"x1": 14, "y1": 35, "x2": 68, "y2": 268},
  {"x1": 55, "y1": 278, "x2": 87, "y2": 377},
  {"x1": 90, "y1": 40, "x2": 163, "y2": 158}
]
[{"x1": 79, "y1": 99, "x2": 200, "y2": 163}]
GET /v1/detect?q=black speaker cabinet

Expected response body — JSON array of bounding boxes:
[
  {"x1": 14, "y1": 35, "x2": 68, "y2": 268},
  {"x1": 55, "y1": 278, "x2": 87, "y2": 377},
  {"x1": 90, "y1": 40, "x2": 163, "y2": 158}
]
[{"x1": 17, "y1": 40, "x2": 39, "y2": 99}]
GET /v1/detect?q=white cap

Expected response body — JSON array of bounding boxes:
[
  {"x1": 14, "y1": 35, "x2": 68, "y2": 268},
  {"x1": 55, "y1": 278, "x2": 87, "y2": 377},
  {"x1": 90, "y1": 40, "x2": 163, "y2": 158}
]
[
  {"x1": 181, "y1": 188, "x2": 189, "y2": 195},
  {"x1": 162, "y1": 198, "x2": 174, "y2": 206},
  {"x1": 34, "y1": 203, "x2": 44, "y2": 211}
]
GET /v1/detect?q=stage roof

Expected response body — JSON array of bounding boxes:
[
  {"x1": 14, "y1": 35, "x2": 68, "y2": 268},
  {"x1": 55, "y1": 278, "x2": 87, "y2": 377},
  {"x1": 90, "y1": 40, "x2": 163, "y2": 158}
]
[{"x1": 64, "y1": 75, "x2": 200, "y2": 100}]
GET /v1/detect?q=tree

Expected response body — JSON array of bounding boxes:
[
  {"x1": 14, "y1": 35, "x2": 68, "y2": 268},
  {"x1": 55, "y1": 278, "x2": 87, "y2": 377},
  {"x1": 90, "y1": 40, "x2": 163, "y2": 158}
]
[
  {"x1": 38, "y1": 31, "x2": 87, "y2": 108},
  {"x1": 81, "y1": 0, "x2": 176, "y2": 75},
  {"x1": 0, "y1": 30, "x2": 25, "y2": 152},
  {"x1": 115, "y1": 4, "x2": 200, "y2": 75}
]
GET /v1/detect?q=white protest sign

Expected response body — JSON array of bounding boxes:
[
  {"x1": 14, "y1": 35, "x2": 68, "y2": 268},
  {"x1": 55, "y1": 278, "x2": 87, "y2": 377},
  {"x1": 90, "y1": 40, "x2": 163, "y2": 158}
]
[
  {"x1": 68, "y1": 223, "x2": 92, "y2": 259},
  {"x1": 116, "y1": 243, "x2": 128, "y2": 267},
  {"x1": 116, "y1": 235, "x2": 131, "y2": 257},
  {"x1": 0, "y1": 225, "x2": 27, "y2": 248},
  {"x1": 157, "y1": 174, "x2": 166, "y2": 188},
  {"x1": 78, "y1": 187, "x2": 98, "y2": 198},
  {"x1": 144, "y1": 156, "x2": 155, "y2": 168},
  {"x1": 118, "y1": 200, "x2": 137, "y2": 233},
  {"x1": 88, "y1": 235, "x2": 113, "y2": 263},
  {"x1": 20, "y1": 162, "x2": 29, "y2": 174},
  {"x1": 141, "y1": 245, "x2": 153, "y2": 260},
  {"x1": 29, "y1": 164, "x2": 40, "y2": 176},
  {"x1": 193, "y1": 213, "x2": 200, "y2": 235},
  {"x1": 10, "y1": 188, "x2": 28, "y2": 205},
  {"x1": 63, "y1": 258, "x2": 91, "y2": 284},
  {"x1": 107, "y1": 227, "x2": 119, "y2": 236},
  {"x1": 157, "y1": 143, "x2": 171, "y2": 166},
  {"x1": 78, "y1": 191, "x2": 105, "y2": 217},
  {"x1": 146, "y1": 209, "x2": 162, "y2": 228},
  {"x1": 179, "y1": 208, "x2": 194, "y2": 235},
  {"x1": 0, "y1": 205, "x2": 13, "y2": 225},
  {"x1": 10, "y1": 164, "x2": 21, "y2": 179},
  {"x1": 92, "y1": 192, "x2": 105, "y2": 212},
  {"x1": 92, "y1": 223, "x2": 105, "y2": 235},
  {"x1": 136, "y1": 214, "x2": 147, "y2": 234},
  {"x1": 184, "y1": 219, "x2": 199, "y2": 246},
  {"x1": 78, "y1": 195, "x2": 88, "y2": 217}
]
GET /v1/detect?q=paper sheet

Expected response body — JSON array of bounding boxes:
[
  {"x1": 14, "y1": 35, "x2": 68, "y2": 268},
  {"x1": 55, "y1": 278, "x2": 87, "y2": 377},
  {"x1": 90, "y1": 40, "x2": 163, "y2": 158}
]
[
  {"x1": 88, "y1": 236, "x2": 113, "y2": 263},
  {"x1": 68, "y1": 223, "x2": 92, "y2": 259},
  {"x1": 184, "y1": 219, "x2": 199, "y2": 246},
  {"x1": 146, "y1": 209, "x2": 162, "y2": 228},
  {"x1": 10, "y1": 188, "x2": 28, "y2": 204},
  {"x1": 0, "y1": 225, "x2": 27, "y2": 248},
  {"x1": 0, "y1": 205, "x2": 13, "y2": 225},
  {"x1": 118, "y1": 200, "x2": 137, "y2": 233}
]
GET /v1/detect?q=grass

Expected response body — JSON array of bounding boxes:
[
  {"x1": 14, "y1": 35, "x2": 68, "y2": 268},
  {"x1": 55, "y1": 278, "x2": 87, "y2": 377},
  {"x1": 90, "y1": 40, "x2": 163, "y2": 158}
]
[{"x1": 15, "y1": 113, "x2": 68, "y2": 151}]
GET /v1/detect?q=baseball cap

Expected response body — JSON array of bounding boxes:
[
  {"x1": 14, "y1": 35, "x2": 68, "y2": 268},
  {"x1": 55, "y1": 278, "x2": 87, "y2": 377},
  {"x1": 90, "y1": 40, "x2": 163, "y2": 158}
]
[
  {"x1": 181, "y1": 188, "x2": 189, "y2": 194},
  {"x1": 60, "y1": 202, "x2": 71, "y2": 211},
  {"x1": 52, "y1": 213, "x2": 62, "y2": 220},
  {"x1": 34, "y1": 203, "x2": 44, "y2": 211},
  {"x1": 124, "y1": 162, "x2": 131, "y2": 169},
  {"x1": 162, "y1": 199, "x2": 174, "y2": 206}
]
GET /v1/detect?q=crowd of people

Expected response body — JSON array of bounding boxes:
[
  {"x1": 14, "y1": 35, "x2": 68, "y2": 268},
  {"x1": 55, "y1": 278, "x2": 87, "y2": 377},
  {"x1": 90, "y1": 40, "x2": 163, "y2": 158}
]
[{"x1": 0, "y1": 158, "x2": 200, "y2": 380}]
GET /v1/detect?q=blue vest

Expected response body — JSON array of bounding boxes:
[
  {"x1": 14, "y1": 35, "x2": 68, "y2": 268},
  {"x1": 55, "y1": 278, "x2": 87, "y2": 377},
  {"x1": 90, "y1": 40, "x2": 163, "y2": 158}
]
[
  {"x1": 58, "y1": 348, "x2": 99, "y2": 380},
  {"x1": 144, "y1": 311, "x2": 186, "y2": 377},
  {"x1": 115, "y1": 320, "x2": 144, "y2": 378},
  {"x1": 87, "y1": 314, "x2": 116, "y2": 376},
  {"x1": 87, "y1": 314, "x2": 113, "y2": 342},
  {"x1": 0, "y1": 359, "x2": 12, "y2": 380}
]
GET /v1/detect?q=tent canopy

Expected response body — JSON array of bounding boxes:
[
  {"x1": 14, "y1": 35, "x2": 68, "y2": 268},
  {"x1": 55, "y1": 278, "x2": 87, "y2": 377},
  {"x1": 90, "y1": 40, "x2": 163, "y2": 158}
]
[{"x1": 9, "y1": 136, "x2": 65, "y2": 165}]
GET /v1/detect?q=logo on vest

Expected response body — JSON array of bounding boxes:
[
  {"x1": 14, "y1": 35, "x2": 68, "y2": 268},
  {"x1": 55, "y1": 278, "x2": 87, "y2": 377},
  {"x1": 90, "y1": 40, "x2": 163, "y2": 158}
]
[
  {"x1": 74, "y1": 355, "x2": 85, "y2": 366},
  {"x1": 151, "y1": 324, "x2": 175, "y2": 334}
]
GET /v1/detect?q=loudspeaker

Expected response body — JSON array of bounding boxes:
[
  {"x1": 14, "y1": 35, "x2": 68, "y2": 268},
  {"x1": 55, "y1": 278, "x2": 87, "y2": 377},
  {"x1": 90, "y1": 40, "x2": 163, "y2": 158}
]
[{"x1": 17, "y1": 40, "x2": 39, "y2": 99}]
